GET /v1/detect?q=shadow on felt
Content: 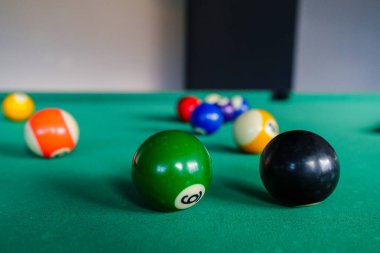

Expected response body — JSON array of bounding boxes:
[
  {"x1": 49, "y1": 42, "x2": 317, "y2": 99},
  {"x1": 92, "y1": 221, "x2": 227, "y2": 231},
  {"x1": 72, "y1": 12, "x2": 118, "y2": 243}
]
[
  {"x1": 205, "y1": 143, "x2": 244, "y2": 155},
  {"x1": 123, "y1": 124, "x2": 192, "y2": 136},
  {"x1": 0, "y1": 142, "x2": 31, "y2": 158},
  {"x1": 135, "y1": 114, "x2": 179, "y2": 124},
  {"x1": 368, "y1": 125, "x2": 380, "y2": 134},
  {"x1": 210, "y1": 176, "x2": 280, "y2": 208},
  {"x1": 41, "y1": 173, "x2": 154, "y2": 213},
  {"x1": 108, "y1": 176, "x2": 156, "y2": 212}
]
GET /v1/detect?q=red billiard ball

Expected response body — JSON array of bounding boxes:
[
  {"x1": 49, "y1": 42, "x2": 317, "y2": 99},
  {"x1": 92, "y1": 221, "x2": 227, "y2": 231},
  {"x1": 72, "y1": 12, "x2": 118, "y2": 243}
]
[{"x1": 177, "y1": 96, "x2": 201, "y2": 122}]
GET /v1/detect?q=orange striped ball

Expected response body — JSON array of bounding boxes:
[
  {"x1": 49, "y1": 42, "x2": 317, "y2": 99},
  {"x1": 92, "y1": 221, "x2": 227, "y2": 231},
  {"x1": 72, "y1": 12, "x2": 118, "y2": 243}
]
[{"x1": 24, "y1": 108, "x2": 79, "y2": 158}]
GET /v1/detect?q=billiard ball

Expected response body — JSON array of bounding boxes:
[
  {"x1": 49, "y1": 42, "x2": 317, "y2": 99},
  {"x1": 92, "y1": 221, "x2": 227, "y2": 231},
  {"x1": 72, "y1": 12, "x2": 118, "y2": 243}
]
[
  {"x1": 260, "y1": 130, "x2": 340, "y2": 206},
  {"x1": 177, "y1": 95, "x2": 202, "y2": 122},
  {"x1": 216, "y1": 97, "x2": 235, "y2": 122},
  {"x1": 231, "y1": 95, "x2": 250, "y2": 119},
  {"x1": 204, "y1": 93, "x2": 222, "y2": 104},
  {"x1": 190, "y1": 103, "x2": 224, "y2": 135},
  {"x1": 132, "y1": 130, "x2": 212, "y2": 211},
  {"x1": 24, "y1": 108, "x2": 79, "y2": 158},
  {"x1": 2, "y1": 92, "x2": 35, "y2": 121},
  {"x1": 233, "y1": 109, "x2": 279, "y2": 154}
]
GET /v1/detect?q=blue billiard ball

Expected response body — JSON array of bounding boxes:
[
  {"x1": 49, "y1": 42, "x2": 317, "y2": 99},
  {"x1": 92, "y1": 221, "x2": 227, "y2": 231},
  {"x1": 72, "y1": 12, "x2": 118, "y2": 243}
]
[
  {"x1": 190, "y1": 103, "x2": 224, "y2": 135},
  {"x1": 231, "y1": 95, "x2": 250, "y2": 119}
]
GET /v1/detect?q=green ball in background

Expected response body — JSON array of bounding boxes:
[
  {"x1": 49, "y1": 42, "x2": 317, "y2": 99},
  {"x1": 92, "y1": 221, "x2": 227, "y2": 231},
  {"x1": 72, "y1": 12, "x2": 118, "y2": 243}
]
[{"x1": 132, "y1": 130, "x2": 212, "y2": 211}]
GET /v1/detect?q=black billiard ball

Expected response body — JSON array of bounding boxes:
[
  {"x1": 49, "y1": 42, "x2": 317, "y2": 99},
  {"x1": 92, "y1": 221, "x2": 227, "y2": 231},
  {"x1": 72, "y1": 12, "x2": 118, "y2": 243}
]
[{"x1": 260, "y1": 130, "x2": 340, "y2": 206}]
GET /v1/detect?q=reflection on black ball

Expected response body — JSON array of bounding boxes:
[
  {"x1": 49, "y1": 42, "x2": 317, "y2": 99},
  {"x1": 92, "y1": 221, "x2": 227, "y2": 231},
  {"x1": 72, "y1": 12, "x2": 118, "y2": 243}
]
[{"x1": 260, "y1": 130, "x2": 340, "y2": 206}]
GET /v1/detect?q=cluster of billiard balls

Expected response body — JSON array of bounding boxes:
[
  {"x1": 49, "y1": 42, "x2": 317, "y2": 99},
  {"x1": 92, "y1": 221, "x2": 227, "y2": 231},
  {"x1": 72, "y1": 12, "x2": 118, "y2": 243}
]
[
  {"x1": 1, "y1": 93, "x2": 79, "y2": 158},
  {"x1": 177, "y1": 93, "x2": 280, "y2": 154},
  {"x1": 177, "y1": 93, "x2": 250, "y2": 135},
  {"x1": 2, "y1": 92, "x2": 340, "y2": 212},
  {"x1": 132, "y1": 94, "x2": 340, "y2": 211}
]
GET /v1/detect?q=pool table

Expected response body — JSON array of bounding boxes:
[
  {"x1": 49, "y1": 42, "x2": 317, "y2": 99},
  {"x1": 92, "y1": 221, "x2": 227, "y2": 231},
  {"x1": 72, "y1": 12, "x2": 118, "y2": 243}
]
[{"x1": 1, "y1": 92, "x2": 379, "y2": 252}]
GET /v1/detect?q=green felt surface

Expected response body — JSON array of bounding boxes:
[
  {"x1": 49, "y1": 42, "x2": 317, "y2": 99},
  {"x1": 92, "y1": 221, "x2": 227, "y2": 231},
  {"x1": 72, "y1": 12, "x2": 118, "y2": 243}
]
[{"x1": 1, "y1": 92, "x2": 380, "y2": 252}]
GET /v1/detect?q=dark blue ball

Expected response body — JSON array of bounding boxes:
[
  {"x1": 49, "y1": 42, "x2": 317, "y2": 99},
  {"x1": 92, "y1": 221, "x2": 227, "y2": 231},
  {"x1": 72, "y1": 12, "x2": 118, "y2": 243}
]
[
  {"x1": 216, "y1": 97, "x2": 235, "y2": 122},
  {"x1": 231, "y1": 96, "x2": 250, "y2": 119},
  {"x1": 190, "y1": 103, "x2": 224, "y2": 135}
]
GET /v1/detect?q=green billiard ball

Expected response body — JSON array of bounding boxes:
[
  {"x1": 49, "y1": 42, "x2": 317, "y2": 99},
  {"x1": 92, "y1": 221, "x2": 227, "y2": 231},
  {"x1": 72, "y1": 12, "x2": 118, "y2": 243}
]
[{"x1": 132, "y1": 130, "x2": 212, "y2": 211}]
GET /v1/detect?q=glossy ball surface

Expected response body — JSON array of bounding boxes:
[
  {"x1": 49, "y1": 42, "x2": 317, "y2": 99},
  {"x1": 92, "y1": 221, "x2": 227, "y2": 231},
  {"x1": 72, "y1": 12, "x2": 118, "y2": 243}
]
[
  {"x1": 24, "y1": 108, "x2": 79, "y2": 158},
  {"x1": 231, "y1": 95, "x2": 250, "y2": 119},
  {"x1": 234, "y1": 109, "x2": 279, "y2": 153},
  {"x1": 177, "y1": 95, "x2": 201, "y2": 122},
  {"x1": 204, "y1": 93, "x2": 222, "y2": 104},
  {"x1": 132, "y1": 130, "x2": 212, "y2": 211},
  {"x1": 2, "y1": 93, "x2": 35, "y2": 121},
  {"x1": 260, "y1": 130, "x2": 340, "y2": 206},
  {"x1": 216, "y1": 97, "x2": 235, "y2": 122},
  {"x1": 190, "y1": 103, "x2": 224, "y2": 135}
]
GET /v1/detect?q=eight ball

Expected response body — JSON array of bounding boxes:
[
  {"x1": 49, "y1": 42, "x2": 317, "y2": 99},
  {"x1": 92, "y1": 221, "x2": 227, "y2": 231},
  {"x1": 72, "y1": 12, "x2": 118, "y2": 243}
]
[{"x1": 260, "y1": 130, "x2": 340, "y2": 206}]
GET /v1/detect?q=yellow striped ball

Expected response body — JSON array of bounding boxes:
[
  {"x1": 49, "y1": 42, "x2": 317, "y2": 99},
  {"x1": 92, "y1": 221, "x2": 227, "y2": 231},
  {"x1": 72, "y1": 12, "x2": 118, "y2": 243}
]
[{"x1": 233, "y1": 109, "x2": 279, "y2": 154}]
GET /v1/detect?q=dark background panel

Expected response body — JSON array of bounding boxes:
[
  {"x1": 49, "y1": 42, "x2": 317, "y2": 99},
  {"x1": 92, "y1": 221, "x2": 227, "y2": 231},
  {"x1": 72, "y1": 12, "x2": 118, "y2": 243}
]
[{"x1": 186, "y1": 0, "x2": 298, "y2": 92}]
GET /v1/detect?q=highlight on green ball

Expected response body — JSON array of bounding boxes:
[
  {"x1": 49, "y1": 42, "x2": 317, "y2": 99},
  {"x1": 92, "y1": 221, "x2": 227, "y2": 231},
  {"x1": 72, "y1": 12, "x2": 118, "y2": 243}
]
[{"x1": 132, "y1": 130, "x2": 212, "y2": 211}]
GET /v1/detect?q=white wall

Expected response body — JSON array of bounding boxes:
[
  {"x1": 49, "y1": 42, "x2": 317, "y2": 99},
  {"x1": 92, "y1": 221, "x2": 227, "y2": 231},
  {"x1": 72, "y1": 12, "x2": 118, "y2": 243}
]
[
  {"x1": 1, "y1": 0, "x2": 380, "y2": 92},
  {"x1": 294, "y1": 0, "x2": 380, "y2": 92},
  {"x1": 0, "y1": 0, "x2": 184, "y2": 92}
]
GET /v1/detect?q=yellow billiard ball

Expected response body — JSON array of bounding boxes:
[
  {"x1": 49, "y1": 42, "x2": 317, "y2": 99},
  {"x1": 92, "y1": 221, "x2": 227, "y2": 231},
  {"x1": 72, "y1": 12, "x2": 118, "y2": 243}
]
[
  {"x1": 2, "y1": 93, "x2": 35, "y2": 121},
  {"x1": 233, "y1": 109, "x2": 279, "y2": 154}
]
